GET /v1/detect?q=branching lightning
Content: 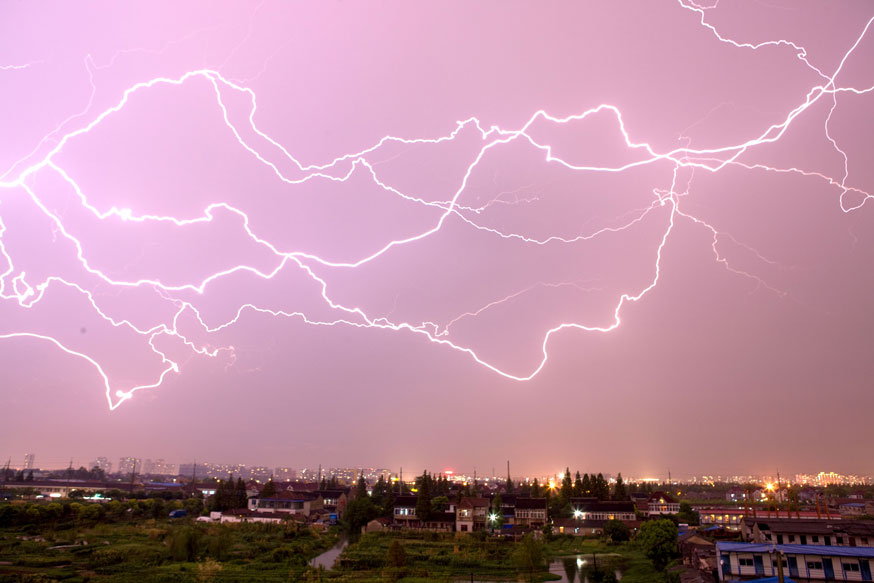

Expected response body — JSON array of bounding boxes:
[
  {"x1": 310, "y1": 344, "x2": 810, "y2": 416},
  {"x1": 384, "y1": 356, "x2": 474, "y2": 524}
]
[{"x1": 1, "y1": 5, "x2": 872, "y2": 409}]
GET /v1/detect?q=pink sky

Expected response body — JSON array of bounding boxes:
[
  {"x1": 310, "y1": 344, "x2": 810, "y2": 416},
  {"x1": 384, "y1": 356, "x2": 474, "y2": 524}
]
[{"x1": 1, "y1": 1, "x2": 873, "y2": 479}]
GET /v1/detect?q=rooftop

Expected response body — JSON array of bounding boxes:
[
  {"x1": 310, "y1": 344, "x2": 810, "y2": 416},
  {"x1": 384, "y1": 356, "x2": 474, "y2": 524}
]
[{"x1": 717, "y1": 541, "x2": 874, "y2": 558}]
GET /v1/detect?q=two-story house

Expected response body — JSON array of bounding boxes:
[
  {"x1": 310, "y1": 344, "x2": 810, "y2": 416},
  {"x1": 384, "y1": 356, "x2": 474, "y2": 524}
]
[
  {"x1": 392, "y1": 495, "x2": 419, "y2": 526},
  {"x1": 514, "y1": 497, "x2": 548, "y2": 529},
  {"x1": 456, "y1": 497, "x2": 490, "y2": 532},
  {"x1": 647, "y1": 491, "x2": 680, "y2": 516}
]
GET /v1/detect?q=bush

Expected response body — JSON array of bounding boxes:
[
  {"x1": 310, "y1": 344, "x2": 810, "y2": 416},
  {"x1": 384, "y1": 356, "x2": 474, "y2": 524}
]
[{"x1": 386, "y1": 540, "x2": 406, "y2": 568}]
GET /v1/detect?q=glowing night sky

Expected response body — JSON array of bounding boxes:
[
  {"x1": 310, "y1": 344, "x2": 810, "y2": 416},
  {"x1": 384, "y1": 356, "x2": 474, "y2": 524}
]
[{"x1": 2, "y1": 1, "x2": 873, "y2": 478}]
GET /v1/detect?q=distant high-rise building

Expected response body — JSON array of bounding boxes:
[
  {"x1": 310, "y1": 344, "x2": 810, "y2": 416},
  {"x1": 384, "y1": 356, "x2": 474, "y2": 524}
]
[
  {"x1": 817, "y1": 471, "x2": 845, "y2": 486},
  {"x1": 142, "y1": 459, "x2": 176, "y2": 476},
  {"x1": 22, "y1": 453, "x2": 35, "y2": 470},
  {"x1": 248, "y1": 466, "x2": 272, "y2": 481},
  {"x1": 117, "y1": 457, "x2": 141, "y2": 476},
  {"x1": 274, "y1": 467, "x2": 296, "y2": 481},
  {"x1": 90, "y1": 457, "x2": 112, "y2": 474}
]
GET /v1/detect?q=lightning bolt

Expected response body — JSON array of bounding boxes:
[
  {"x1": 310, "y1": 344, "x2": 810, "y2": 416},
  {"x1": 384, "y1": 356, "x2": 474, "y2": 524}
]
[{"x1": 1, "y1": 7, "x2": 872, "y2": 409}]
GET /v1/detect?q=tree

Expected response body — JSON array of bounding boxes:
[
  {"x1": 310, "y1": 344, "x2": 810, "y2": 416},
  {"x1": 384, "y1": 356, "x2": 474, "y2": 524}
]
[
  {"x1": 582, "y1": 473, "x2": 592, "y2": 497},
  {"x1": 343, "y1": 495, "x2": 378, "y2": 534},
  {"x1": 595, "y1": 473, "x2": 610, "y2": 500},
  {"x1": 573, "y1": 471, "x2": 583, "y2": 497},
  {"x1": 25, "y1": 470, "x2": 34, "y2": 482},
  {"x1": 372, "y1": 475, "x2": 389, "y2": 511},
  {"x1": 677, "y1": 501, "x2": 700, "y2": 526},
  {"x1": 356, "y1": 474, "x2": 368, "y2": 498},
  {"x1": 613, "y1": 473, "x2": 628, "y2": 500},
  {"x1": 235, "y1": 477, "x2": 247, "y2": 509},
  {"x1": 560, "y1": 468, "x2": 573, "y2": 503},
  {"x1": 261, "y1": 479, "x2": 277, "y2": 499},
  {"x1": 183, "y1": 497, "x2": 204, "y2": 516},
  {"x1": 636, "y1": 518, "x2": 678, "y2": 572},
  {"x1": 431, "y1": 495, "x2": 449, "y2": 514},
  {"x1": 603, "y1": 519, "x2": 631, "y2": 542},
  {"x1": 513, "y1": 532, "x2": 544, "y2": 582},
  {"x1": 386, "y1": 540, "x2": 406, "y2": 567},
  {"x1": 169, "y1": 526, "x2": 200, "y2": 561},
  {"x1": 531, "y1": 478, "x2": 542, "y2": 498},
  {"x1": 14, "y1": 470, "x2": 24, "y2": 482},
  {"x1": 415, "y1": 471, "x2": 432, "y2": 524}
]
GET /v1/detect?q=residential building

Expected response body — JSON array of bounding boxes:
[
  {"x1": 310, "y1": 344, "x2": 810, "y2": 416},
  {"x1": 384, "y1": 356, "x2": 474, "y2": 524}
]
[
  {"x1": 647, "y1": 491, "x2": 680, "y2": 516},
  {"x1": 698, "y1": 508, "x2": 747, "y2": 531},
  {"x1": 117, "y1": 457, "x2": 141, "y2": 476},
  {"x1": 573, "y1": 500, "x2": 636, "y2": 522},
  {"x1": 248, "y1": 491, "x2": 324, "y2": 515},
  {"x1": 90, "y1": 457, "x2": 112, "y2": 474},
  {"x1": 743, "y1": 518, "x2": 874, "y2": 548},
  {"x1": 314, "y1": 489, "x2": 348, "y2": 520},
  {"x1": 456, "y1": 497, "x2": 490, "y2": 532},
  {"x1": 392, "y1": 495, "x2": 419, "y2": 525},
  {"x1": 273, "y1": 467, "x2": 296, "y2": 481},
  {"x1": 716, "y1": 541, "x2": 874, "y2": 582},
  {"x1": 514, "y1": 498, "x2": 548, "y2": 528},
  {"x1": 142, "y1": 459, "x2": 177, "y2": 476},
  {"x1": 554, "y1": 517, "x2": 608, "y2": 536}
]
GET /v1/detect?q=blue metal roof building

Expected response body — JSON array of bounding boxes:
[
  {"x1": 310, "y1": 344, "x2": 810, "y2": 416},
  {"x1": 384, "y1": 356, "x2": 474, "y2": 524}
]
[{"x1": 717, "y1": 541, "x2": 874, "y2": 582}]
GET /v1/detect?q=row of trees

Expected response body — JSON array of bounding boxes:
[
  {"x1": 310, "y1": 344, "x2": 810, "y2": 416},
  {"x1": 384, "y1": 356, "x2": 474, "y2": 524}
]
[
  {"x1": 208, "y1": 476, "x2": 248, "y2": 512},
  {"x1": 0, "y1": 497, "x2": 205, "y2": 527}
]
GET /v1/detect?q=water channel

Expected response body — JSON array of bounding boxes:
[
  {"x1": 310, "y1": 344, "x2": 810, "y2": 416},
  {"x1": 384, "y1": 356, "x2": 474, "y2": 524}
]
[
  {"x1": 308, "y1": 536, "x2": 348, "y2": 570},
  {"x1": 454, "y1": 554, "x2": 624, "y2": 583},
  {"x1": 547, "y1": 554, "x2": 624, "y2": 583}
]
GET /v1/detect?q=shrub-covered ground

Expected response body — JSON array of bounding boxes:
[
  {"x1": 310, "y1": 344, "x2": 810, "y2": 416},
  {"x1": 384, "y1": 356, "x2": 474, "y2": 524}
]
[
  {"x1": 0, "y1": 502, "x2": 668, "y2": 583},
  {"x1": 0, "y1": 507, "x2": 337, "y2": 582}
]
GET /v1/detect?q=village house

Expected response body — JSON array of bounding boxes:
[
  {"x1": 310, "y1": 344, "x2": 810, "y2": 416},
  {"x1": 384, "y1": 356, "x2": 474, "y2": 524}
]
[
  {"x1": 573, "y1": 500, "x2": 637, "y2": 522},
  {"x1": 513, "y1": 497, "x2": 548, "y2": 529},
  {"x1": 392, "y1": 495, "x2": 419, "y2": 526},
  {"x1": 247, "y1": 490, "x2": 324, "y2": 515},
  {"x1": 456, "y1": 497, "x2": 490, "y2": 532},
  {"x1": 646, "y1": 491, "x2": 680, "y2": 516}
]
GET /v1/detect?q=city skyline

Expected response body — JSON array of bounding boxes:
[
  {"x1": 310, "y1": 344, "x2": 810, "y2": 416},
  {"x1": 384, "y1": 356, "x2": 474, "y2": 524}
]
[
  {"x1": 4, "y1": 451, "x2": 872, "y2": 487},
  {"x1": 2, "y1": 2, "x2": 873, "y2": 474}
]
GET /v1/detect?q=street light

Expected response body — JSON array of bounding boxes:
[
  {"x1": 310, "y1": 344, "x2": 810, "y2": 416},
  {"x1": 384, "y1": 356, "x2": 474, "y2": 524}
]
[{"x1": 488, "y1": 512, "x2": 498, "y2": 534}]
